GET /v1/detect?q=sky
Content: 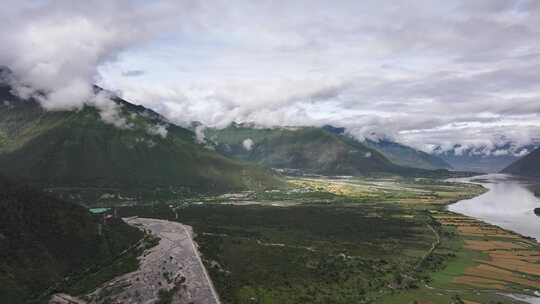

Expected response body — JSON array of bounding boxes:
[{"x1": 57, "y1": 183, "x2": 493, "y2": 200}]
[{"x1": 1, "y1": 0, "x2": 540, "y2": 155}]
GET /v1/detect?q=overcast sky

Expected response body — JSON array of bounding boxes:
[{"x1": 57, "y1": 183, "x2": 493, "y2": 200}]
[{"x1": 2, "y1": 0, "x2": 540, "y2": 154}]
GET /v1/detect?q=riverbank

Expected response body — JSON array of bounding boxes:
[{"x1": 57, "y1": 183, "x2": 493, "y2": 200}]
[
  {"x1": 449, "y1": 174, "x2": 540, "y2": 241},
  {"x1": 50, "y1": 218, "x2": 221, "y2": 304},
  {"x1": 383, "y1": 175, "x2": 540, "y2": 303},
  {"x1": 87, "y1": 217, "x2": 220, "y2": 304}
]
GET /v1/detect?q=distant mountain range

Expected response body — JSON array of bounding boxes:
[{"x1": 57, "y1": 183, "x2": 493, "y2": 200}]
[
  {"x1": 432, "y1": 144, "x2": 536, "y2": 173},
  {"x1": 205, "y1": 123, "x2": 395, "y2": 175},
  {"x1": 0, "y1": 72, "x2": 281, "y2": 199},
  {"x1": 321, "y1": 125, "x2": 451, "y2": 170},
  {"x1": 205, "y1": 123, "x2": 463, "y2": 177},
  {"x1": 0, "y1": 65, "x2": 479, "y2": 200},
  {"x1": 362, "y1": 139, "x2": 452, "y2": 170},
  {"x1": 0, "y1": 176, "x2": 142, "y2": 303},
  {"x1": 501, "y1": 147, "x2": 540, "y2": 177}
]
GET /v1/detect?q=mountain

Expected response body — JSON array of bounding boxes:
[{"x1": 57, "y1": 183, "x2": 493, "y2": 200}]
[
  {"x1": 0, "y1": 176, "x2": 143, "y2": 303},
  {"x1": 205, "y1": 123, "x2": 461, "y2": 177},
  {"x1": 433, "y1": 144, "x2": 535, "y2": 173},
  {"x1": 501, "y1": 147, "x2": 540, "y2": 177},
  {"x1": 362, "y1": 139, "x2": 451, "y2": 170},
  {"x1": 205, "y1": 123, "x2": 398, "y2": 175},
  {"x1": 0, "y1": 75, "x2": 281, "y2": 200},
  {"x1": 321, "y1": 126, "x2": 451, "y2": 170}
]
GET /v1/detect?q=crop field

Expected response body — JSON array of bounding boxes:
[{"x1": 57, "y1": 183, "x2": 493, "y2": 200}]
[{"x1": 381, "y1": 211, "x2": 540, "y2": 303}]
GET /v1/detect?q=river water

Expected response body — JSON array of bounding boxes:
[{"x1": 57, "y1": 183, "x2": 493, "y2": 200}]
[
  {"x1": 449, "y1": 174, "x2": 540, "y2": 303},
  {"x1": 449, "y1": 173, "x2": 540, "y2": 241}
]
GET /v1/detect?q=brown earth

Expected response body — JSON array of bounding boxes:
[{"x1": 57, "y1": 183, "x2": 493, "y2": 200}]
[{"x1": 435, "y1": 212, "x2": 540, "y2": 291}]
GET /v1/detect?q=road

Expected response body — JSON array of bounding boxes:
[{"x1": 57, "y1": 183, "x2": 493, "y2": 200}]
[{"x1": 415, "y1": 224, "x2": 440, "y2": 270}]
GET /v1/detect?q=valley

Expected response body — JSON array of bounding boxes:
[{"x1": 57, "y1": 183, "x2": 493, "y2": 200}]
[
  {"x1": 1, "y1": 76, "x2": 539, "y2": 303},
  {"x1": 3, "y1": 3, "x2": 540, "y2": 303},
  {"x1": 100, "y1": 176, "x2": 539, "y2": 304}
]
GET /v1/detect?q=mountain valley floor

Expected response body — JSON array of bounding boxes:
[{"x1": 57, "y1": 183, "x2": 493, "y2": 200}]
[{"x1": 102, "y1": 176, "x2": 540, "y2": 304}]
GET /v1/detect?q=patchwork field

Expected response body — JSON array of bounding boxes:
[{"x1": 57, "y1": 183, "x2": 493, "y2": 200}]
[
  {"x1": 438, "y1": 213, "x2": 540, "y2": 289},
  {"x1": 381, "y1": 211, "x2": 540, "y2": 303}
]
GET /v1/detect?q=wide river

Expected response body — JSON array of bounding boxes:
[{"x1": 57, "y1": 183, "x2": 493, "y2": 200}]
[{"x1": 449, "y1": 173, "x2": 540, "y2": 241}]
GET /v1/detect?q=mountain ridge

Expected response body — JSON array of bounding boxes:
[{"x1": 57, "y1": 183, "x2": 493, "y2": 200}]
[
  {"x1": 321, "y1": 125, "x2": 452, "y2": 170},
  {"x1": 0, "y1": 78, "x2": 282, "y2": 201},
  {"x1": 501, "y1": 147, "x2": 540, "y2": 177},
  {"x1": 363, "y1": 138, "x2": 452, "y2": 170},
  {"x1": 433, "y1": 144, "x2": 536, "y2": 173},
  {"x1": 205, "y1": 123, "x2": 467, "y2": 177}
]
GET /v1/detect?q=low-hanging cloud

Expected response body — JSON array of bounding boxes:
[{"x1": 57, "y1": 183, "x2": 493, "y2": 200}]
[
  {"x1": 99, "y1": 0, "x2": 540, "y2": 154},
  {"x1": 0, "y1": 0, "x2": 192, "y2": 135},
  {"x1": 242, "y1": 138, "x2": 254, "y2": 151},
  {"x1": 2, "y1": 1, "x2": 540, "y2": 153},
  {"x1": 122, "y1": 70, "x2": 146, "y2": 77}
]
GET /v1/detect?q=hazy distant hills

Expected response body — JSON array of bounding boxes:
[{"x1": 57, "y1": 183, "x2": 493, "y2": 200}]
[
  {"x1": 320, "y1": 125, "x2": 452, "y2": 170},
  {"x1": 362, "y1": 139, "x2": 452, "y2": 170},
  {"x1": 0, "y1": 176, "x2": 142, "y2": 303},
  {"x1": 0, "y1": 79, "x2": 281, "y2": 196},
  {"x1": 433, "y1": 144, "x2": 536, "y2": 173},
  {"x1": 501, "y1": 147, "x2": 540, "y2": 177},
  {"x1": 205, "y1": 123, "x2": 396, "y2": 175},
  {"x1": 205, "y1": 123, "x2": 462, "y2": 177}
]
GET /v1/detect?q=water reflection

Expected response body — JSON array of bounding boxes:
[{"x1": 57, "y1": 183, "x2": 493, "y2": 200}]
[{"x1": 449, "y1": 174, "x2": 540, "y2": 241}]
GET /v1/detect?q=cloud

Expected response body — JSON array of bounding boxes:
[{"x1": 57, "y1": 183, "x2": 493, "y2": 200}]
[
  {"x1": 242, "y1": 138, "x2": 254, "y2": 151},
  {"x1": 122, "y1": 70, "x2": 146, "y2": 77},
  {"x1": 194, "y1": 125, "x2": 207, "y2": 144},
  {"x1": 2, "y1": 1, "x2": 540, "y2": 154},
  {"x1": 95, "y1": 0, "x2": 540, "y2": 154},
  {"x1": 146, "y1": 124, "x2": 169, "y2": 138},
  {"x1": 89, "y1": 91, "x2": 132, "y2": 129},
  {"x1": 0, "y1": 0, "x2": 190, "y2": 111}
]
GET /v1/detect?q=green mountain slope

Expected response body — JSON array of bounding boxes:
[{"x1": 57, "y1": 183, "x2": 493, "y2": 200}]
[
  {"x1": 320, "y1": 125, "x2": 452, "y2": 170},
  {"x1": 0, "y1": 177, "x2": 143, "y2": 303},
  {"x1": 501, "y1": 147, "x2": 540, "y2": 177},
  {"x1": 0, "y1": 82, "x2": 281, "y2": 198},
  {"x1": 206, "y1": 123, "x2": 430, "y2": 176},
  {"x1": 363, "y1": 139, "x2": 452, "y2": 170}
]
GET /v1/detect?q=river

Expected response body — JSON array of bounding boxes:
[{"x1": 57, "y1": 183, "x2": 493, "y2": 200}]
[
  {"x1": 449, "y1": 173, "x2": 540, "y2": 241},
  {"x1": 448, "y1": 174, "x2": 540, "y2": 303}
]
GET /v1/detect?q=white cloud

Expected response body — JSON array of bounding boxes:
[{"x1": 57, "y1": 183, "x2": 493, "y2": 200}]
[
  {"x1": 89, "y1": 91, "x2": 132, "y2": 129},
  {"x1": 2, "y1": 1, "x2": 540, "y2": 154},
  {"x1": 194, "y1": 125, "x2": 207, "y2": 144},
  {"x1": 242, "y1": 138, "x2": 254, "y2": 151},
  {"x1": 146, "y1": 124, "x2": 169, "y2": 138},
  {"x1": 0, "y1": 0, "x2": 191, "y2": 114}
]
